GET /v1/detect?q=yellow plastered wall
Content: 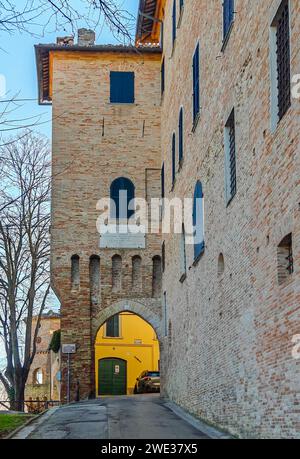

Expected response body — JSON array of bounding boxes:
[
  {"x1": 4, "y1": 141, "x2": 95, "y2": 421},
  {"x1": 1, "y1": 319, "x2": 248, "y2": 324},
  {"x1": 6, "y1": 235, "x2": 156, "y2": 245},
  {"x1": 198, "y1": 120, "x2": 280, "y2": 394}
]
[{"x1": 95, "y1": 312, "x2": 160, "y2": 395}]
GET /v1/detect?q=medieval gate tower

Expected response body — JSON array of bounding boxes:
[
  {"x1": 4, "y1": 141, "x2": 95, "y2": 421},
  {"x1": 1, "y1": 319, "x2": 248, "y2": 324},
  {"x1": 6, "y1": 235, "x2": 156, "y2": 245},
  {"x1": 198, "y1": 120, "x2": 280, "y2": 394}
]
[{"x1": 36, "y1": 29, "x2": 163, "y2": 400}]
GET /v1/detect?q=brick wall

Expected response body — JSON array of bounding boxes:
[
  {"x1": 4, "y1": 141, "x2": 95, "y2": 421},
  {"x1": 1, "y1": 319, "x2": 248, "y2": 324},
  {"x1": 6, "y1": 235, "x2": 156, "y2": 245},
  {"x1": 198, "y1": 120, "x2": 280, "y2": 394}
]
[
  {"x1": 50, "y1": 49, "x2": 163, "y2": 401},
  {"x1": 25, "y1": 316, "x2": 61, "y2": 401},
  {"x1": 161, "y1": 0, "x2": 300, "y2": 439}
]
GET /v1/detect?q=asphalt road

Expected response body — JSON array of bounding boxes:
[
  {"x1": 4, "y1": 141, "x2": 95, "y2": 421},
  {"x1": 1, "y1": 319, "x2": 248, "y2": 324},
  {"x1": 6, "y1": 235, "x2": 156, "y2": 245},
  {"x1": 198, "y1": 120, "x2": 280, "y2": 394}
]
[{"x1": 27, "y1": 395, "x2": 209, "y2": 440}]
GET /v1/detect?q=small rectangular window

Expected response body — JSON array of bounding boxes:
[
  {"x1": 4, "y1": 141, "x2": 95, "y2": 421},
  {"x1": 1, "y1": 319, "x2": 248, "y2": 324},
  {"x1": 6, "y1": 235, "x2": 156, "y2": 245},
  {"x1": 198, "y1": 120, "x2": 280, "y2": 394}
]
[
  {"x1": 179, "y1": 108, "x2": 183, "y2": 163},
  {"x1": 224, "y1": 109, "x2": 237, "y2": 204},
  {"x1": 278, "y1": 234, "x2": 294, "y2": 285},
  {"x1": 163, "y1": 292, "x2": 168, "y2": 337},
  {"x1": 106, "y1": 315, "x2": 120, "y2": 337},
  {"x1": 172, "y1": 0, "x2": 176, "y2": 47},
  {"x1": 110, "y1": 72, "x2": 134, "y2": 104},
  {"x1": 192, "y1": 43, "x2": 200, "y2": 124},
  {"x1": 172, "y1": 133, "x2": 176, "y2": 185},
  {"x1": 161, "y1": 58, "x2": 165, "y2": 96},
  {"x1": 223, "y1": 0, "x2": 234, "y2": 41},
  {"x1": 161, "y1": 163, "x2": 165, "y2": 199}
]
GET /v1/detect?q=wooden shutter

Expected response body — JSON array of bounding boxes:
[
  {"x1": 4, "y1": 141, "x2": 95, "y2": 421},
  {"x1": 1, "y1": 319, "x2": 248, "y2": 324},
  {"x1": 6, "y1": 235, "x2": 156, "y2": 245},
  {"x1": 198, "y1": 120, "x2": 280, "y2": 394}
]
[
  {"x1": 172, "y1": 0, "x2": 176, "y2": 45},
  {"x1": 223, "y1": 0, "x2": 234, "y2": 39},
  {"x1": 161, "y1": 58, "x2": 165, "y2": 95},
  {"x1": 161, "y1": 163, "x2": 165, "y2": 199},
  {"x1": 172, "y1": 134, "x2": 176, "y2": 185},
  {"x1": 110, "y1": 72, "x2": 134, "y2": 103},
  {"x1": 110, "y1": 177, "x2": 135, "y2": 219},
  {"x1": 193, "y1": 44, "x2": 200, "y2": 122},
  {"x1": 106, "y1": 315, "x2": 120, "y2": 337},
  {"x1": 179, "y1": 108, "x2": 183, "y2": 162}
]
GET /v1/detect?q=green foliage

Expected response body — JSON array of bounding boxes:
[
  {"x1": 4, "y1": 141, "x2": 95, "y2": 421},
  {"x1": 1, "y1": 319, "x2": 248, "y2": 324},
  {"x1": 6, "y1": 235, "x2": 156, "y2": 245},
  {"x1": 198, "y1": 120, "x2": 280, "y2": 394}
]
[
  {"x1": 49, "y1": 330, "x2": 61, "y2": 353},
  {"x1": 8, "y1": 387, "x2": 15, "y2": 403}
]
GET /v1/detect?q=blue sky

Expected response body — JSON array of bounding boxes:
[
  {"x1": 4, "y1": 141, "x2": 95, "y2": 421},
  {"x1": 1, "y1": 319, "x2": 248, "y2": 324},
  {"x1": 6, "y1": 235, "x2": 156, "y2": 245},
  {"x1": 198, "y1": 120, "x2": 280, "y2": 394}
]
[{"x1": 0, "y1": 0, "x2": 139, "y2": 140}]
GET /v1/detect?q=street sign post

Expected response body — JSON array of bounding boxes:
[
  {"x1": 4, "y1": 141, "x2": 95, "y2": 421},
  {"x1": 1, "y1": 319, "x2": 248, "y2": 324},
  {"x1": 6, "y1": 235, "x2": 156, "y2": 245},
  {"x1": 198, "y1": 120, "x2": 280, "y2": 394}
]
[{"x1": 62, "y1": 344, "x2": 76, "y2": 403}]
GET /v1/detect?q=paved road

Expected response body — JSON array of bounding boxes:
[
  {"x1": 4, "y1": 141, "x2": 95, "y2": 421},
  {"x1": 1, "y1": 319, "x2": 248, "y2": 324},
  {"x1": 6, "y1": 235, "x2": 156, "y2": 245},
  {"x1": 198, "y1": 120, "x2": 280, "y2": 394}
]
[{"x1": 28, "y1": 395, "x2": 209, "y2": 440}]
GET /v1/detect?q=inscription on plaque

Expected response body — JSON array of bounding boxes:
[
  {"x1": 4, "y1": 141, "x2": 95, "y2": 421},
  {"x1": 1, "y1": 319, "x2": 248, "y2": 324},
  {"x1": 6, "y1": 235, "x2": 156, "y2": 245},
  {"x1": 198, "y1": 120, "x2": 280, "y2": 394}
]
[{"x1": 99, "y1": 225, "x2": 146, "y2": 249}]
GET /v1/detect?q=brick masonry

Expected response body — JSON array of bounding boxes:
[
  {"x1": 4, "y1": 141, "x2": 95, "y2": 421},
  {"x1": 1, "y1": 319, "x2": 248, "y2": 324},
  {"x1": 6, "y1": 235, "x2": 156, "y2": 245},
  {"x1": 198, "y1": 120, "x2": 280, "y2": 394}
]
[
  {"x1": 50, "y1": 49, "x2": 163, "y2": 401},
  {"x1": 160, "y1": 0, "x2": 300, "y2": 439},
  {"x1": 25, "y1": 314, "x2": 61, "y2": 401}
]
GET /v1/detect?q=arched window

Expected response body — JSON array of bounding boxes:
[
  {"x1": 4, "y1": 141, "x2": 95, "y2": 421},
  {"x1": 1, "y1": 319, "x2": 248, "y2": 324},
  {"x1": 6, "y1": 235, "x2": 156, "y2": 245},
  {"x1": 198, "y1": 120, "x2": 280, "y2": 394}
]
[
  {"x1": 193, "y1": 181, "x2": 205, "y2": 261},
  {"x1": 33, "y1": 368, "x2": 44, "y2": 386},
  {"x1": 132, "y1": 256, "x2": 142, "y2": 291},
  {"x1": 110, "y1": 177, "x2": 135, "y2": 220},
  {"x1": 71, "y1": 255, "x2": 80, "y2": 289},
  {"x1": 89, "y1": 255, "x2": 100, "y2": 305},
  {"x1": 172, "y1": 133, "x2": 176, "y2": 186},
  {"x1": 152, "y1": 256, "x2": 162, "y2": 298},
  {"x1": 179, "y1": 108, "x2": 184, "y2": 164},
  {"x1": 112, "y1": 255, "x2": 122, "y2": 292},
  {"x1": 218, "y1": 253, "x2": 225, "y2": 276}
]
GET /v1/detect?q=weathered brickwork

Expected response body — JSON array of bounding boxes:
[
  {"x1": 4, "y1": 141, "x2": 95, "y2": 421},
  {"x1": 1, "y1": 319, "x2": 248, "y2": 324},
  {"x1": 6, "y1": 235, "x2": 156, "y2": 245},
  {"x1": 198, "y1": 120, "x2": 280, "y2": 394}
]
[
  {"x1": 25, "y1": 313, "x2": 61, "y2": 401},
  {"x1": 49, "y1": 47, "x2": 163, "y2": 401},
  {"x1": 161, "y1": 0, "x2": 300, "y2": 439}
]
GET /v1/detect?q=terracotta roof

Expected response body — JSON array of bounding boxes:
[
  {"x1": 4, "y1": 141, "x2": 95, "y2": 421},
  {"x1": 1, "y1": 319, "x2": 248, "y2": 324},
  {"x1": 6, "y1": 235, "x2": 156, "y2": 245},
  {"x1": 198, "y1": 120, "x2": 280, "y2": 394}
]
[{"x1": 35, "y1": 43, "x2": 161, "y2": 105}]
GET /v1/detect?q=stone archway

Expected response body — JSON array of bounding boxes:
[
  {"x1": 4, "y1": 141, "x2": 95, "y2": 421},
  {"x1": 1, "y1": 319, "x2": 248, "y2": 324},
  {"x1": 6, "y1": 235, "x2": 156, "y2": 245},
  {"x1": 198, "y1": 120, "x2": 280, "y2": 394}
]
[
  {"x1": 93, "y1": 300, "x2": 162, "y2": 341},
  {"x1": 92, "y1": 300, "x2": 162, "y2": 397}
]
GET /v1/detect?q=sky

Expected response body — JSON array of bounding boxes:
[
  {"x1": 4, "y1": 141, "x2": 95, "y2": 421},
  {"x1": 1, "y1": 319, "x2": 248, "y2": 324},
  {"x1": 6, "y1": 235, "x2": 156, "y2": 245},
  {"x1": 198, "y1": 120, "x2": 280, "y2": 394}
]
[{"x1": 0, "y1": 0, "x2": 139, "y2": 140}]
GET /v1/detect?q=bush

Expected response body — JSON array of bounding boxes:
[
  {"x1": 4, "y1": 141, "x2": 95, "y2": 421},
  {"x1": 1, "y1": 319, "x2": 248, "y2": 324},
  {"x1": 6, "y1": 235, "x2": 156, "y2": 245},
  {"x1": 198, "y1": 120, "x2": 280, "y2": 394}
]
[{"x1": 49, "y1": 330, "x2": 61, "y2": 353}]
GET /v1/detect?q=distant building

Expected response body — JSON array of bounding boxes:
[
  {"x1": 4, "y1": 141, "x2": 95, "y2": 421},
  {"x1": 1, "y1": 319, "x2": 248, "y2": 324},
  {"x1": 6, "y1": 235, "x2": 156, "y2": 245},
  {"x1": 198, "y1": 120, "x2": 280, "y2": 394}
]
[
  {"x1": 95, "y1": 312, "x2": 160, "y2": 395},
  {"x1": 25, "y1": 311, "x2": 61, "y2": 401}
]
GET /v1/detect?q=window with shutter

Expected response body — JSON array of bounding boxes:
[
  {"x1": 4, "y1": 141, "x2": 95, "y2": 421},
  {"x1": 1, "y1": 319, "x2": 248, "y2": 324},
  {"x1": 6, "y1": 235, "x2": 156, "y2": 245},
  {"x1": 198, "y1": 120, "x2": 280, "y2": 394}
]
[
  {"x1": 110, "y1": 177, "x2": 135, "y2": 220},
  {"x1": 161, "y1": 163, "x2": 165, "y2": 199},
  {"x1": 224, "y1": 109, "x2": 237, "y2": 204},
  {"x1": 161, "y1": 57, "x2": 165, "y2": 96},
  {"x1": 192, "y1": 43, "x2": 200, "y2": 124},
  {"x1": 193, "y1": 181, "x2": 205, "y2": 261},
  {"x1": 110, "y1": 72, "x2": 135, "y2": 104},
  {"x1": 172, "y1": 133, "x2": 176, "y2": 186},
  {"x1": 179, "y1": 108, "x2": 184, "y2": 164},
  {"x1": 223, "y1": 0, "x2": 234, "y2": 41},
  {"x1": 172, "y1": 0, "x2": 176, "y2": 47},
  {"x1": 106, "y1": 315, "x2": 120, "y2": 338}
]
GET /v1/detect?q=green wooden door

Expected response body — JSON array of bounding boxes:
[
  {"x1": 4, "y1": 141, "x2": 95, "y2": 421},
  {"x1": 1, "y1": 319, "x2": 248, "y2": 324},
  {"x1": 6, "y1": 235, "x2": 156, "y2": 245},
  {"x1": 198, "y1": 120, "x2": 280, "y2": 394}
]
[{"x1": 98, "y1": 358, "x2": 127, "y2": 396}]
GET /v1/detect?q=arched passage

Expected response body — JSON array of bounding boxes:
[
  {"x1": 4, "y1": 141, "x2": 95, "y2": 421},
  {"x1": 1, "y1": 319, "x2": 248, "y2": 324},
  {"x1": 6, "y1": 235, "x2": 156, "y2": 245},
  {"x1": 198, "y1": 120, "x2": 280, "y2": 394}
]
[
  {"x1": 93, "y1": 300, "x2": 162, "y2": 342},
  {"x1": 93, "y1": 301, "x2": 162, "y2": 397}
]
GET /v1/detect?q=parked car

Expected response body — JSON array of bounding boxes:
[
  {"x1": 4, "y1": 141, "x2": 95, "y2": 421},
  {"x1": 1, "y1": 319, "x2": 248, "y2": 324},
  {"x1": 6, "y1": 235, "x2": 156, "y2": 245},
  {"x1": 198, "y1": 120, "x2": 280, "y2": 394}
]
[{"x1": 134, "y1": 371, "x2": 160, "y2": 394}]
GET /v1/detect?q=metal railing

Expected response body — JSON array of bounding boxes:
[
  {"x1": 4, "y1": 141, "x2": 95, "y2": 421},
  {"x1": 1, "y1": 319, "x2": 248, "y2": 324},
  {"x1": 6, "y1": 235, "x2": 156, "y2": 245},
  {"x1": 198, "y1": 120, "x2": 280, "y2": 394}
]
[{"x1": 0, "y1": 399, "x2": 61, "y2": 414}]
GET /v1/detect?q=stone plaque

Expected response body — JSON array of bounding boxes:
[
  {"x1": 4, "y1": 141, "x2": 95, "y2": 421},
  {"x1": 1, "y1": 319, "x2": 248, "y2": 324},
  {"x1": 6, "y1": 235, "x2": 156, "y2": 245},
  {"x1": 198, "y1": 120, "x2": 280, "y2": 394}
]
[{"x1": 99, "y1": 225, "x2": 146, "y2": 249}]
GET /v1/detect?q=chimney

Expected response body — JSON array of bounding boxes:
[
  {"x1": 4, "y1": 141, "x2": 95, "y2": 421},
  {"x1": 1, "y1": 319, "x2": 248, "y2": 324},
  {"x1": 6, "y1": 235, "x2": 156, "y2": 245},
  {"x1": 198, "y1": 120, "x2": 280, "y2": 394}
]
[
  {"x1": 56, "y1": 36, "x2": 74, "y2": 46},
  {"x1": 78, "y1": 29, "x2": 96, "y2": 46}
]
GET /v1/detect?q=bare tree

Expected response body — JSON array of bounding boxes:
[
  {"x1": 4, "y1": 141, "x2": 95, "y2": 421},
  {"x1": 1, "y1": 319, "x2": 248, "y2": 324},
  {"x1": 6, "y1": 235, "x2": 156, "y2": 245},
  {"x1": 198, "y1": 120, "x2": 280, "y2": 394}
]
[
  {"x1": 0, "y1": 131, "x2": 51, "y2": 411},
  {"x1": 0, "y1": 0, "x2": 136, "y2": 42}
]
